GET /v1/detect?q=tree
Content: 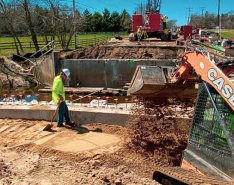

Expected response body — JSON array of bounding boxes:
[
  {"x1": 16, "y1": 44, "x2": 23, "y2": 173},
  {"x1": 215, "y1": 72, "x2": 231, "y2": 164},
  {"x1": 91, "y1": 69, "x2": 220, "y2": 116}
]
[
  {"x1": 102, "y1": 8, "x2": 110, "y2": 31},
  {"x1": 91, "y1": 12, "x2": 103, "y2": 32},
  {"x1": 43, "y1": 0, "x2": 80, "y2": 50},
  {"x1": 0, "y1": 0, "x2": 25, "y2": 54},
  {"x1": 81, "y1": 9, "x2": 92, "y2": 32},
  {"x1": 110, "y1": 11, "x2": 120, "y2": 32},
  {"x1": 120, "y1": 9, "x2": 131, "y2": 32},
  {"x1": 22, "y1": 0, "x2": 39, "y2": 51},
  {"x1": 166, "y1": 19, "x2": 177, "y2": 30}
]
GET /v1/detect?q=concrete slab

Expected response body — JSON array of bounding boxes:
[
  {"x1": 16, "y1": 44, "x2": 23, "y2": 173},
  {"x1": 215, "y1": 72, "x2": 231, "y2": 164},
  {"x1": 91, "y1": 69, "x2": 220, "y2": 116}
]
[
  {"x1": 0, "y1": 120, "x2": 122, "y2": 155},
  {"x1": 46, "y1": 132, "x2": 121, "y2": 153}
]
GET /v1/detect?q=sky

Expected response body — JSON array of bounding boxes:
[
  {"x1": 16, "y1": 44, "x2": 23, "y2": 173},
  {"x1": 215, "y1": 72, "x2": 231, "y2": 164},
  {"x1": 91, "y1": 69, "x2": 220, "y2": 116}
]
[{"x1": 75, "y1": 0, "x2": 233, "y2": 26}]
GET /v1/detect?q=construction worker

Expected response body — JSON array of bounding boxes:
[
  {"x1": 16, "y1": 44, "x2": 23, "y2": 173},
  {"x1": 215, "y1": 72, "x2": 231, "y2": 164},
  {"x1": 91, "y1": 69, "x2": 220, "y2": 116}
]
[
  {"x1": 137, "y1": 26, "x2": 143, "y2": 44},
  {"x1": 162, "y1": 15, "x2": 167, "y2": 30},
  {"x1": 52, "y1": 68, "x2": 74, "y2": 128}
]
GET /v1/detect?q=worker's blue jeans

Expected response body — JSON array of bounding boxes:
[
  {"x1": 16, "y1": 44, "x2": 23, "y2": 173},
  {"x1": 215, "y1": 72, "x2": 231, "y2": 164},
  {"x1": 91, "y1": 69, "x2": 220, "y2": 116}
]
[{"x1": 58, "y1": 101, "x2": 70, "y2": 127}]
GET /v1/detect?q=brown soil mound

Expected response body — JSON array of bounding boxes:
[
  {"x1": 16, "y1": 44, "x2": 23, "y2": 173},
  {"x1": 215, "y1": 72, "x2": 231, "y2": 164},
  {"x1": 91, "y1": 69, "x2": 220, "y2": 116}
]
[
  {"x1": 126, "y1": 97, "x2": 195, "y2": 166},
  {"x1": 127, "y1": 117, "x2": 188, "y2": 166},
  {"x1": 66, "y1": 45, "x2": 184, "y2": 59}
]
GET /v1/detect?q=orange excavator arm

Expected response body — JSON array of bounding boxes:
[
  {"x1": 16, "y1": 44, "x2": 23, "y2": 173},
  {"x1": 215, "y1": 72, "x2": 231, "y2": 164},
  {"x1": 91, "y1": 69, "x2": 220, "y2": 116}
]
[{"x1": 171, "y1": 51, "x2": 234, "y2": 112}]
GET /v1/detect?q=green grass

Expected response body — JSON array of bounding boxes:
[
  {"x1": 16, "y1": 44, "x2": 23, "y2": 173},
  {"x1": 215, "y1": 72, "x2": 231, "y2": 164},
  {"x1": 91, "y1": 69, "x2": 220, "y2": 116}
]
[
  {"x1": 220, "y1": 29, "x2": 234, "y2": 39},
  {"x1": 0, "y1": 33, "x2": 118, "y2": 43},
  {"x1": 0, "y1": 33, "x2": 126, "y2": 56},
  {"x1": 208, "y1": 29, "x2": 234, "y2": 39}
]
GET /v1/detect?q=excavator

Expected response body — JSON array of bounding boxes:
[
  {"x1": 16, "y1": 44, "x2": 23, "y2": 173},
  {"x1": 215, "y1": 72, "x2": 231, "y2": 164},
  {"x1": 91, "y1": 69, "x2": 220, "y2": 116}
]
[{"x1": 128, "y1": 45, "x2": 234, "y2": 184}]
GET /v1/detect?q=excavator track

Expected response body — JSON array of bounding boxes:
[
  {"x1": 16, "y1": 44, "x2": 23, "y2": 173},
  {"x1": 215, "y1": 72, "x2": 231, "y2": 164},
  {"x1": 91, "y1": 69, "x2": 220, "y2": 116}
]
[{"x1": 153, "y1": 166, "x2": 230, "y2": 185}]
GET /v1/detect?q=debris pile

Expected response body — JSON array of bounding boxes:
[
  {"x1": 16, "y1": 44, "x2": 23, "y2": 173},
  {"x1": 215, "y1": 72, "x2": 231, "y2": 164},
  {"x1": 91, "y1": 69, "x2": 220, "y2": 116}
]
[
  {"x1": 126, "y1": 98, "x2": 195, "y2": 166},
  {"x1": 0, "y1": 56, "x2": 37, "y2": 87},
  {"x1": 66, "y1": 45, "x2": 184, "y2": 59}
]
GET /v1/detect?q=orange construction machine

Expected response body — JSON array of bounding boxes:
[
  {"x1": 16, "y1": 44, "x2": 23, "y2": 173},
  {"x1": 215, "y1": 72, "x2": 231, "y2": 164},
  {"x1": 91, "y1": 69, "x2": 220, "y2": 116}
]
[{"x1": 128, "y1": 46, "x2": 234, "y2": 183}]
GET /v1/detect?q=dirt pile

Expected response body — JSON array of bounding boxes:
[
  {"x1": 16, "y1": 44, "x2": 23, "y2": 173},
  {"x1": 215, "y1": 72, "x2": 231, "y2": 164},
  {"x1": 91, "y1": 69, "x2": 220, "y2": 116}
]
[
  {"x1": 0, "y1": 56, "x2": 37, "y2": 87},
  {"x1": 66, "y1": 45, "x2": 184, "y2": 59},
  {"x1": 127, "y1": 117, "x2": 188, "y2": 166},
  {"x1": 126, "y1": 98, "x2": 195, "y2": 166},
  {"x1": 142, "y1": 97, "x2": 195, "y2": 119}
]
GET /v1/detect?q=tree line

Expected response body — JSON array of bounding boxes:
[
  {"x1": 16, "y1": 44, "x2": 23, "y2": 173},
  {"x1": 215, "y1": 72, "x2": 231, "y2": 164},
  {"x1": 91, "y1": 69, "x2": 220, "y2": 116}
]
[
  {"x1": 0, "y1": 0, "x2": 131, "y2": 54},
  {"x1": 190, "y1": 11, "x2": 234, "y2": 29}
]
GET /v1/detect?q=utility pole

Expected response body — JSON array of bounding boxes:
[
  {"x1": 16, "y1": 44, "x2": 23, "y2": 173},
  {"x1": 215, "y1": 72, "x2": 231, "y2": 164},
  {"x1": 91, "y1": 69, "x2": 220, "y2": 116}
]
[
  {"x1": 186, "y1": 8, "x2": 192, "y2": 25},
  {"x1": 73, "y1": 0, "x2": 78, "y2": 49},
  {"x1": 200, "y1": 7, "x2": 205, "y2": 16},
  {"x1": 141, "y1": 2, "x2": 143, "y2": 14},
  {"x1": 217, "y1": 0, "x2": 221, "y2": 40},
  {"x1": 147, "y1": 0, "x2": 152, "y2": 13}
]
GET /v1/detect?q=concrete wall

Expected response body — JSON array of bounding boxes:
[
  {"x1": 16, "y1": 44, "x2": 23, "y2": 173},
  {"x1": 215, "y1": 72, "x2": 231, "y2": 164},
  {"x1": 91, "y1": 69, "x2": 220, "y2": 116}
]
[
  {"x1": 0, "y1": 106, "x2": 190, "y2": 128},
  {"x1": 34, "y1": 52, "x2": 177, "y2": 88},
  {"x1": 0, "y1": 106, "x2": 130, "y2": 126},
  {"x1": 59, "y1": 59, "x2": 177, "y2": 88},
  {"x1": 33, "y1": 54, "x2": 56, "y2": 85}
]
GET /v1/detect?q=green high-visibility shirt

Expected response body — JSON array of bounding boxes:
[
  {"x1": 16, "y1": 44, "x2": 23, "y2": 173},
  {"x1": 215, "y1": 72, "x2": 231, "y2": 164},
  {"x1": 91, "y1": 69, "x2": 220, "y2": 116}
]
[{"x1": 52, "y1": 75, "x2": 65, "y2": 103}]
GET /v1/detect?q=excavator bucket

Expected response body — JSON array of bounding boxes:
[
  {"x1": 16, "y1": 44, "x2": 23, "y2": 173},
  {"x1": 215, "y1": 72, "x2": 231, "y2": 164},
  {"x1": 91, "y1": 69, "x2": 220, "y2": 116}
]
[{"x1": 127, "y1": 65, "x2": 197, "y2": 98}]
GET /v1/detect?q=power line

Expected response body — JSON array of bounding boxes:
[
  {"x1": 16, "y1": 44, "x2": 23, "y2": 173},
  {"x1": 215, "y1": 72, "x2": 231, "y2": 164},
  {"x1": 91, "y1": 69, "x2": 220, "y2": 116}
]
[
  {"x1": 200, "y1": 7, "x2": 205, "y2": 16},
  {"x1": 59, "y1": 0, "x2": 102, "y2": 12},
  {"x1": 217, "y1": 0, "x2": 221, "y2": 40},
  {"x1": 75, "y1": 2, "x2": 102, "y2": 12},
  {"x1": 186, "y1": 7, "x2": 192, "y2": 24}
]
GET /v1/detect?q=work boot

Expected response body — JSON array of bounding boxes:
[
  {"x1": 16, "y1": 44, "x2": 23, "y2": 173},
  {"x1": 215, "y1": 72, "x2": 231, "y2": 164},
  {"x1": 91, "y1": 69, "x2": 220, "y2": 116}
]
[{"x1": 65, "y1": 121, "x2": 75, "y2": 127}]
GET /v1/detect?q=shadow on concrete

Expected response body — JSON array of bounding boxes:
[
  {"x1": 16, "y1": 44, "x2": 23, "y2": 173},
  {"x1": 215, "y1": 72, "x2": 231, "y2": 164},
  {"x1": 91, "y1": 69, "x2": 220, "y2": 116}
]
[
  {"x1": 45, "y1": 129, "x2": 57, "y2": 133},
  {"x1": 75, "y1": 125, "x2": 103, "y2": 134},
  {"x1": 44, "y1": 124, "x2": 103, "y2": 134}
]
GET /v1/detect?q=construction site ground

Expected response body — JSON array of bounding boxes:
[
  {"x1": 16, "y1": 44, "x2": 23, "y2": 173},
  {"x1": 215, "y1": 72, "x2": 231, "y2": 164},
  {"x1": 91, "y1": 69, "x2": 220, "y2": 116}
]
[
  {"x1": 0, "y1": 118, "x2": 205, "y2": 185},
  {"x1": 108, "y1": 37, "x2": 178, "y2": 47},
  {"x1": 65, "y1": 38, "x2": 183, "y2": 60},
  {"x1": 0, "y1": 119, "x2": 229, "y2": 185},
  {"x1": 1, "y1": 38, "x2": 233, "y2": 184}
]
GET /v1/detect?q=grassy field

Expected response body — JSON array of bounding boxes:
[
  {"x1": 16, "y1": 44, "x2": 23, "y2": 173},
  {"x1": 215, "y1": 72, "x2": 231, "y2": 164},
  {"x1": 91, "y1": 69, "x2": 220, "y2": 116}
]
[
  {"x1": 0, "y1": 33, "x2": 126, "y2": 56},
  {"x1": 0, "y1": 33, "x2": 120, "y2": 43},
  {"x1": 220, "y1": 29, "x2": 234, "y2": 39},
  {"x1": 208, "y1": 29, "x2": 234, "y2": 39}
]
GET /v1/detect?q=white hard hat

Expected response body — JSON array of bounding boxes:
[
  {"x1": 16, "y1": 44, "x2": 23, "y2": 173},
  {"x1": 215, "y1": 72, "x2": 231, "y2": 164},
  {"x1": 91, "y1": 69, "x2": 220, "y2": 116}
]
[{"x1": 62, "y1": 68, "x2": 70, "y2": 77}]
